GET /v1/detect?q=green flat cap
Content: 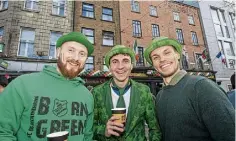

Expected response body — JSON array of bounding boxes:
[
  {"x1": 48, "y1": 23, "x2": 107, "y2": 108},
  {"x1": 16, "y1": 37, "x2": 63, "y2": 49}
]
[
  {"x1": 105, "y1": 45, "x2": 135, "y2": 68},
  {"x1": 56, "y1": 32, "x2": 94, "y2": 56},
  {"x1": 144, "y1": 36, "x2": 182, "y2": 65}
]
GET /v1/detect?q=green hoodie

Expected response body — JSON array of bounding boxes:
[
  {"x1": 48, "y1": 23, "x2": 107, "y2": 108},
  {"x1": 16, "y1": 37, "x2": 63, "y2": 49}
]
[{"x1": 0, "y1": 65, "x2": 94, "y2": 141}]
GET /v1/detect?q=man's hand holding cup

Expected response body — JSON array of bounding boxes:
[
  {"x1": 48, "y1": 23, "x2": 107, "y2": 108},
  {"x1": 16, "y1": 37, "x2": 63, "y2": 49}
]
[{"x1": 105, "y1": 108, "x2": 126, "y2": 137}]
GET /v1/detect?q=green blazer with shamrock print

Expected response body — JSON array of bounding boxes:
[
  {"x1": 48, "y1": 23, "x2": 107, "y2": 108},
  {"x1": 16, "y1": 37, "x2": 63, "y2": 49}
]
[{"x1": 92, "y1": 79, "x2": 161, "y2": 141}]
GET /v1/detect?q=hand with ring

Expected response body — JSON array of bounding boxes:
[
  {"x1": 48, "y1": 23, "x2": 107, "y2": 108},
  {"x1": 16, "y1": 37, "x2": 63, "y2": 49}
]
[{"x1": 105, "y1": 116, "x2": 125, "y2": 137}]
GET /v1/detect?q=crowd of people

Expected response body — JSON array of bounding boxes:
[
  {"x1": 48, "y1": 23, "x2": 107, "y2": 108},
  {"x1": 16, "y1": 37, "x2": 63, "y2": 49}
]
[{"x1": 0, "y1": 32, "x2": 234, "y2": 141}]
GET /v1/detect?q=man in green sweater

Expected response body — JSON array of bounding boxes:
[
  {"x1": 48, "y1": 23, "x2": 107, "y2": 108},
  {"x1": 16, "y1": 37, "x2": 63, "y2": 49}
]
[
  {"x1": 92, "y1": 45, "x2": 161, "y2": 141},
  {"x1": 144, "y1": 36, "x2": 235, "y2": 141},
  {"x1": 0, "y1": 32, "x2": 94, "y2": 141}
]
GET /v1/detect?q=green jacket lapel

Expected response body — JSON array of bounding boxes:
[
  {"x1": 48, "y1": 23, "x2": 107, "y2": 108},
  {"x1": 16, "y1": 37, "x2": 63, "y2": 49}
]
[
  {"x1": 104, "y1": 79, "x2": 113, "y2": 118},
  {"x1": 125, "y1": 80, "x2": 140, "y2": 137}
]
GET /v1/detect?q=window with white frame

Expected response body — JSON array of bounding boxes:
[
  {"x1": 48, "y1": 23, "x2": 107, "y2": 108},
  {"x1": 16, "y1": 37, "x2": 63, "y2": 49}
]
[
  {"x1": 52, "y1": 0, "x2": 65, "y2": 16},
  {"x1": 131, "y1": 1, "x2": 139, "y2": 12},
  {"x1": 211, "y1": 8, "x2": 220, "y2": 23},
  {"x1": 136, "y1": 47, "x2": 144, "y2": 66},
  {"x1": 81, "y1": 28, "x2": 94, "y2": 44},
  {"x1": 214, "y1": 24, "x2": 224, "y2": 37},
  {"x1": 218, "y1": 40, "x2": 235, "y2": 68},
  {"x1": 229, "y1": 13, "x2": 235, "y2": 30},
  {"x1": 176, "y1": 28, "x2": 184, "y2": 44},
  {"x1": 224, "y1": 41, "x2": 235, "y2": 56},
  {"x1": 103, "y1": 57, "x2": 109, "y2": 71},
  {"x1": 85, "y1": 56, "x2": 94, "y2": 70},
  {"x1": 173, "y1": 12, "x2": 180, "y2": 21},
  {"x1": 18, "y1": 28, "x2": 35, "y2": 57},
  {"x1": 224, "y1": 26, "x2": 230, "y2": 38},
  {"x1": 102, "y1": 7, "x2": 113, "y2": 21},
  {"x1": 211, "y1": 8, "x2": 231, "y2": 38},
  {"x1": 49, "y1": 31, "x2": 62, "y2": 59},
  {"x1": 191, "y1": 31, "x2": 198, "y2": 46},
  {"x1": 152, "y1": 24, "x2": 160, "y2": 38},
  {"x1": 149, "y1": 5, "x2": 157, "y2": 16},
  {"x1": 188, "y1": 15, "x2": 194, "y2": 25},
  {"x1": 219, "y1": 10, "x2": 226, "y2": 23},
  {"x1": 0, "y1": 0, "x2": 8, "y2": 10},
  {"x1": 82, "y1": 3, "x2": 94, "y2": 18},
  {"x1": 133, "y1": 20, "x2": 142, "y2": 37},
  {"x1": 102, "y1": 31, "x2": 114, "y2": 46},
  {"x1": 24, "y1": 0, "x2": 39, "y2": 10}
]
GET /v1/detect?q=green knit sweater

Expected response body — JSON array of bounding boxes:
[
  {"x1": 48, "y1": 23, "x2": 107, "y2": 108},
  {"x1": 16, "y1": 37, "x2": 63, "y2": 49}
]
[{"x1": 156, "y1": 74, "x2": 235, "y2": 141}]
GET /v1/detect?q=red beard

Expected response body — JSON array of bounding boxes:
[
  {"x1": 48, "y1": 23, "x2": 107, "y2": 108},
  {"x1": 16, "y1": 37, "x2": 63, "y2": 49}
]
[{"x1": 57, "y1": 57, "x2": 84, "y2": 79}]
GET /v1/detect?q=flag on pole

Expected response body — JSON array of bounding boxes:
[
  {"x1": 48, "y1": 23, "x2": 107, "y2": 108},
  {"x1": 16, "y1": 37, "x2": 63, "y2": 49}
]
[
  {"x1": 216, "y1": 51, "x2": 226, "y2": 64},
  {"x1": 201, "y1": 49, "x2": 209, "y2": 61},
  {"x1": 133, "y1": 39, "x2": 139, "y2": 61}
]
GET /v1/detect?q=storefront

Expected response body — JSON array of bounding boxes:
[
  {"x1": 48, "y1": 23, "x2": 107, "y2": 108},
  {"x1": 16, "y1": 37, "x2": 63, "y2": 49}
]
[{"x1": 0, "y1": 67, "x2": 216, "y2": 95}]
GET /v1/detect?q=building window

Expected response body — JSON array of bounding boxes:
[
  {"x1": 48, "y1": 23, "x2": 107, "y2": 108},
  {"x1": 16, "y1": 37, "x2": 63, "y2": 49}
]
[
  {"x1": 81, "y1": 28, "x2": 94, "y2": 44},
  {"x1": 224, "y1": 26, "x2": 230, "y2": 38},
  {"x1": 173, "y1": 12, "x2": 180, "y2": 21},
  {"x1": 176, "y1": 28, "x2": 184, "y2": 44},
  {"x1": 136, "y1": 47, "x2": 144, "y2": 66},
  {"x1": 195, "y1": 53, "x2": 204, "y2": 70},
  {"x1": 0, "y1": 0, "x2": 8, "y2": 10},
  {"x1": 149, "y1": 5, "x2": 157, "y2": 16},
  {"x1": 191, "y1": 31, "x2": 198, "y2": 46},
  {"x1": 18, "y1": 28, "x2": 35, "y2": 57},
  {"x1": 103, "y1": 57, "x2": 109, "y2": 71},
  {"x1": 82, "y1": 3, "x2": 94, "y2": 18},
  {"x1": 24, "y1": 0, "x2": 39, "y2": 10},
  {"x1": 102, "y1": 31, "x2": 114, "y2": 46},
  {"x1": 211, "y1": 8, "x2": 220, "y2": 23},
  {"x1": 224, "y1": 42, "x2": 235, "y2": 56},
  {"x1": 85, "y1": 56, "x2": 94, "y2": 70},
  {"x1": 188, "y1": 15, "x2": 194, "y2": 25},
  {"x1": 49, "y1": 31, "x2": 62, "y2": 59},
  {"x1": 102, "y1": 7, "x2": 113, "y2": 21},
  {"x1": 0, "y1": 27, "x2": 3, "y2": 37},
  {"x1": 133, "y1": 20, "x2": 142, "y2": 37},
  {"x1": 214, "y1": 24, "x2": 224, "y2": 37},
  {"x1": 219, "y1": 10, "x2": 226, "y2": 23},
  {"x1": 131, "y1": 1, "x2": 139, "y2": 12},
  {"x1": 229, "y1": 13, "x2": 235, "y2": 30},
  {"x1": 52, "y1": 0, "x2": 65, "y2": 16},
  {"x1": 152, "y1": 24, "x2": 160, "y2": 38}
]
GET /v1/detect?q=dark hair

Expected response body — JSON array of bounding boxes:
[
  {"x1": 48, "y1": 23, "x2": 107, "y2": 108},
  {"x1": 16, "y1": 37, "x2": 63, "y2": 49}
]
[
  {"x1": 0, "y1": 76, "x2": 8, "y2": 87},
  {"x1": 230, "y1": 73, "x2": 235, "y2": 89}
]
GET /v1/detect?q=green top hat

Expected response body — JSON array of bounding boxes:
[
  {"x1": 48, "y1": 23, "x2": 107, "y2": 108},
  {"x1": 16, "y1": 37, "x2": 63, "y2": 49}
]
[
  {"x1": 105, "y1": 45, "x2": 135, "y2": 68},
  {"x1": 56, "y1": 32, "x2": 94, "y2": 56},
  {"x1": 144, "y1": 36, "x2": 182, "y2": 65}
]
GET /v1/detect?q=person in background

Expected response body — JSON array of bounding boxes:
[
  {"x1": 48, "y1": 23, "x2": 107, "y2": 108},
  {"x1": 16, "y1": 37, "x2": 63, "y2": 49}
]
[
  {"x1": 0, "y1": 32, "x2": 94, "y2": 141},
  {"x1": 144, "y1": 36, "x2": 235, "y2": 141},
  {"x1": 227, "y1": 73, "x2": 235, "y2": 108},
  {"x1": 92, "y1": 45, "x2": 161, "y2": 141},
  {"x1": 0, "y1": 76, "x2": 8, "y2": 93}
]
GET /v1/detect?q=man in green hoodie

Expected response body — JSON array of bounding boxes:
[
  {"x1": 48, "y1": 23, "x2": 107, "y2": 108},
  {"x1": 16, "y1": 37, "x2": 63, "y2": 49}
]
[
  {"x1": 144, "y1": 36, "x2": 235, "y2": 141},
  {"x1": 0, "y1": 32, "x2": 94, "y2": 141},
  {"x1": 92, "y1": 45, "x2": 161, "y2": 141}
]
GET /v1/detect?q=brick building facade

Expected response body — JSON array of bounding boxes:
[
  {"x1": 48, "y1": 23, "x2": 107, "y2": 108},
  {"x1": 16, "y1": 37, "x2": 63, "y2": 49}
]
[
  {"x1": 74, "y1": 1, "x2": 121, "y2": 71},
  {"x1": 119, "y1": 1, "x2": 209, "y2": 70},
  {"x1": 0, "y1": 1, "x2": 73, "y2": 71}
]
